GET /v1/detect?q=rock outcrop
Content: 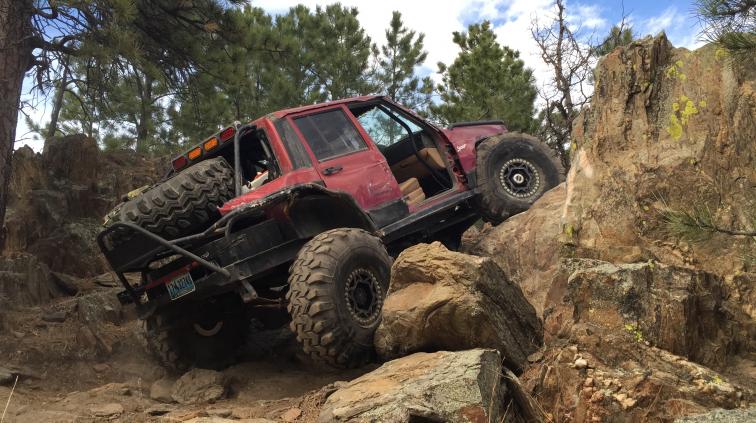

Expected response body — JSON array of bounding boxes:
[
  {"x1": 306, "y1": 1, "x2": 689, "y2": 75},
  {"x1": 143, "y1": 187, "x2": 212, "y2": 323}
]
[
  {"x1": 375, "y1": 242, "x2": 542, "y2": 373},
  {"x1": 0, "y1": 253, "x2": 66, "y2": 307},
  {"x1": 319, "y1": 349, "x2": 506, "y2": 423},
  {"x1": 468, "y1": 34, "x2": 755, "y2": 422},
  {"x1": 4, "y1": 135, "x2": 160, "y2": 276}
]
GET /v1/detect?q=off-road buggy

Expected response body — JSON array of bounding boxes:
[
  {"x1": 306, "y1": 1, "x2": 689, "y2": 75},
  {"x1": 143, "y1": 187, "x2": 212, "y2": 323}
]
[{"x1": 98, "y1": 96, "x2": 563, "y2": 371}]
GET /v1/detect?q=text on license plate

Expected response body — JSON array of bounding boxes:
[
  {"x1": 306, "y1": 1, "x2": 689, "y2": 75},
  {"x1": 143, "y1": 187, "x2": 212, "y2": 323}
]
[{"x1": 166, "y1": 273, "x2": 195, "y2": 300}]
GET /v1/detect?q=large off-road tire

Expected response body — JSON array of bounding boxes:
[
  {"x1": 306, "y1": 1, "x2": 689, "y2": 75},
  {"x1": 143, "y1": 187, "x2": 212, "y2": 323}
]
[
  {"x1": 140, "y1": 296, "x2": 248, "y2": 373},
  {"x1": 286, "y1": 228, "x2": 391, "y2": 368},
  {"x1": 105, "y1": 157, "x2": 234, "y2": 241},
  {"x1": 474, "y1": 133, "x2": 564, "y2": 224}
]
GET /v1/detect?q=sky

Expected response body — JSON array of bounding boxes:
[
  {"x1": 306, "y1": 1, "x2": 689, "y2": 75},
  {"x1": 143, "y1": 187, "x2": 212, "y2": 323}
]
[{"x1": 15, "y1": 0, "x2": 706, "y2": 151}]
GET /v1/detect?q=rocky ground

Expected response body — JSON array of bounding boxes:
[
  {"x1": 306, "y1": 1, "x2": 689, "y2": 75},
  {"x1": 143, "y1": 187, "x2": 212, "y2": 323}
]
[{"x1": 1, "y1": 35, "x2": 754, "y2": 422}]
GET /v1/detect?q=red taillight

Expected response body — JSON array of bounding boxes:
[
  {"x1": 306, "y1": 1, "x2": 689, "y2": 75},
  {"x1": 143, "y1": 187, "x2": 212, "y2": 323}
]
[
  {"x1": 219, "y1": 126, "x2": 235, "y2": 142},
  {"x1": 172, "y1": 156, "x2": 188, "y2": 170}
]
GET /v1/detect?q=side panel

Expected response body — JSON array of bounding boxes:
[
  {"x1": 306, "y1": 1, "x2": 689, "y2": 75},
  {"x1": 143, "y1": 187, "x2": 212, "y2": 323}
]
[
  {"x1": 441, "y1": 124, "x2": 507, "y2": 173},
  {"x1": 288, "y1": 106, "x2": 404, "y2": 212},
  {"x1": 218, "y1": 168, "x2": 322, "y2": 214}
]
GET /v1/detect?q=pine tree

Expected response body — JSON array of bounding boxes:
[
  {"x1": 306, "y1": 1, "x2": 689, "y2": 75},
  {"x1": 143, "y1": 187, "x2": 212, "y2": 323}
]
[
  {"x1": 0, "y1": 0, "x2": 244, "y2": 250},
  {"x1": 274, "y1": 4, "x2": 374, "y2": 103},
  {"x1": 431, "y1": 22, "x2": 537, "y2": 132},
  {"x1": 696, "y1": 0, "x2": 756, "y2": 65},
  {"x1": 594, "y1": 25, "x2": 635, "y2": 56},
  {"x1": 374, "y1": 11, "x2": 433, "y2": 111}
]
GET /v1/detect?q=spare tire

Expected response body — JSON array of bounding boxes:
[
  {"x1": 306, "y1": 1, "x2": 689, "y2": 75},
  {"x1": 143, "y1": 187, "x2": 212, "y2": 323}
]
[
  {"x1": 104, "y1": 157, "x2": 234, "y2": 241},
  {"x1": 474, "y1": 133, "x2": 564, "y2": 224}
]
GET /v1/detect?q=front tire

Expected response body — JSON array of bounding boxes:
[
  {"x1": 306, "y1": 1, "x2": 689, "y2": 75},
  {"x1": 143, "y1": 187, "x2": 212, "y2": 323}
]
[
  {"x1": 474, "y1": 133, "x2": 564, "y2": 224},
  {"x1": 286, "y1": 228, "x2": 391, "y2": 368},
  {"x1": 141, "y1": 295, "x2": 248, "y2": 373}
]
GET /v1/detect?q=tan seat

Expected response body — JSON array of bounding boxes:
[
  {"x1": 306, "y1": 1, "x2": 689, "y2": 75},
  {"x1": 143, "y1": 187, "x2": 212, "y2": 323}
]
[
  {"x1": 398, "y1": 177, "x2": 425, "y2": 206},
  {"x1": 390, "y1": 147, "x2": 445, "y2": 182}
]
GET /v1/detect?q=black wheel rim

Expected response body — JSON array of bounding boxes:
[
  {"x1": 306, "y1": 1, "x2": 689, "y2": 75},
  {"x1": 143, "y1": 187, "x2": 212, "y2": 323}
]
[
  {"x1": 498, "y1": 158, "x2": 541, "y2": 198},
  {"x1": 344, "y1": 268, "x2": 383, "y2": 327}
]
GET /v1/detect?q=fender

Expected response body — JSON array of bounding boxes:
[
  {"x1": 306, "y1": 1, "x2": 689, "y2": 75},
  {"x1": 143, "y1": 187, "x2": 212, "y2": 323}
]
[{"x1": 440, "y1": 123, "x2": 507, "y2": 175}]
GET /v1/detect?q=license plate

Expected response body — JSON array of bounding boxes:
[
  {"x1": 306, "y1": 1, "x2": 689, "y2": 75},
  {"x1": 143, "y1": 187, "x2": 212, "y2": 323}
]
[{"x1": 166, "y1": 272, "x2": 195, "y2": 300}]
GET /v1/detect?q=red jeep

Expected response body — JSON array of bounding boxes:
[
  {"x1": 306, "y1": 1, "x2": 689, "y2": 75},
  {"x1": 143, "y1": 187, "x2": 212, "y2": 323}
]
[{"x1": 98, "y1": 96, "x2": 562, "y2": 371}]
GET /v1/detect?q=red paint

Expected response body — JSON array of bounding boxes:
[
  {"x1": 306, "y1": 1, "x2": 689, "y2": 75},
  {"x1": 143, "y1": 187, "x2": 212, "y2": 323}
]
[
  {"x1": 270, "y1": 95, "x2": 382, "y2": 119},
  {"x1": 216, "y1": 97, "x2": 508, "y2": 218},
  {"x1": 218, "y1": 167, "x2": 322, "y2": 214},
  {"x1": 441, "y1": 124, "x2": 507, "y2": 173}
]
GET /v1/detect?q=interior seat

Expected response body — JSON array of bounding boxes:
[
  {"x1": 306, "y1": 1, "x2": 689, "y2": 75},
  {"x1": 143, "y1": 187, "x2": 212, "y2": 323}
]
[
  {"x1": 390, "y1": 147, "x2": 445, "y2": 183},
  {"x1": 398, "y1": 177, "x2": 426, "y2": 206}
]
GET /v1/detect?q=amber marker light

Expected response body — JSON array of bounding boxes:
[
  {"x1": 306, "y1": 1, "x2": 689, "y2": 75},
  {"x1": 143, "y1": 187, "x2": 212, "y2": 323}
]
[
  {"x1": 188, "y1": 147, "x2": 202, "y2": 160},
  {"x1": 204, "y1": 137, "x2": 219, "y2": 151}
]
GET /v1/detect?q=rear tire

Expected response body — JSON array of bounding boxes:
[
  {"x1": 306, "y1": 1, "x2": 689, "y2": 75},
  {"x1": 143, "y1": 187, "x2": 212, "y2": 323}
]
[
  {"x1": 286, "y1": 228, "x2": 391, "y2": 368},
  {"x1": 104, "y1": 157, "x2": 234, "y2": 243},
  {"x1": 141, "y1": 296, "x2": 248, "y2": 373},
  {"x1": 474, "y1": 133, "x2": 564, "y2": 224}
]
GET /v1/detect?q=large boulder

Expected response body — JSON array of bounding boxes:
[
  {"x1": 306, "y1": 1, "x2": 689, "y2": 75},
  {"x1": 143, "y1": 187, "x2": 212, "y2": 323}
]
[
  {"x1": 374, "y1": 242, "x2": 542, "y2": 373},
  {"x1": 319, "y1": 349, "x2": 506, "y2": 423},
  {"x1": 467, "y1": 184, "x2": 566, "y2": 316}
]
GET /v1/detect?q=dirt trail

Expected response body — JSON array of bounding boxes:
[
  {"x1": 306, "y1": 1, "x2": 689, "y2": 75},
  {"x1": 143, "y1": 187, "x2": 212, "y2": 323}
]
[{"x1": 0, "y1": 292, "x2": 371, "y2": 423}]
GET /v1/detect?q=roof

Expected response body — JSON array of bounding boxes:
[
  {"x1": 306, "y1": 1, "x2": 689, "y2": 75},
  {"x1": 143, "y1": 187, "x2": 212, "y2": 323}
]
[{"x1": 269, "y1": 95, "x2": 385, "y2": 119}]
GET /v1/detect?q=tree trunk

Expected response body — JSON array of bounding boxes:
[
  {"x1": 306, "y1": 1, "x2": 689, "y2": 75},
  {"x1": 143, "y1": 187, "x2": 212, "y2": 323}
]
[
  {"x1": 134, "y1": 72, "x2": 153, "y2": 153},
  {"x1": 0, "y1": 0, "x2": 34, "y2": 252},
  {"x1": 46, "y1": 63, "x2": 69, "y2": 140}
]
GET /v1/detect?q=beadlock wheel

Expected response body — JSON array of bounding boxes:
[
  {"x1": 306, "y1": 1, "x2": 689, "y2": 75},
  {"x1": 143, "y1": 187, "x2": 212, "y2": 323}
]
[
  {"x1": 498, "y1": 158, "x2": 541, "y2": 198},
  {"x1": 474, "y1": 133, "x2": 564, "y2": 224},
  {"x1": 345, "y1": 268, "x2": 383, "y2": 327}
]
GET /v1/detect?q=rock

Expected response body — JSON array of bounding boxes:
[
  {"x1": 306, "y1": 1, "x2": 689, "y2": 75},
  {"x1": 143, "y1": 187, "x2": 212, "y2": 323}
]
[
  {"x1": 5, "y1": 135, "x2": 160, "y2": 277},
  {"x1": 41, "y1": 310, "x2": 67, "y2": 323},
  {"x1": 92, "y1": 273, "x2": 118, "y2": 287},
  {"x1": 145, "y1": 404, "x2": 175, "y2": 416},
  {"x1": 50, "y1": 272, "x2": 81, "y2": 295},
  {"x1": 375, "y1": 242, "x2": 542, "y2": 373},
  {"x1": 468, "y1": 184, "x2": 566, "y2": 316},
  {"x1": 0, "y1": 367, "x2": 14, "y2": 385},
  {"x1": 206, "y1": 408, "x2": 232, "y2": 418},
  {"x1": 463, "y1": 35, "x2": 756, "y2": 423},
  {"x1": 150, "y1": 378, "x2": 175, "y2": 403},
  {"x1": 281, "y1": 407, "x2": 302, "y2": 422},
  {"x1": 574, "y1": 358, "x2": 588, "y2": 369},
  {"x1": 92, "y1": 363, "x2": 110, "y2": 373},
  {"x1": 90, "y1": 403, "x2": 123, "y2": 417},
  {"x1": 674, "y1": 407, "x2": 756, "y2": 422},
  {"x1": 171, "y1": 369, "x2": 226, "y2": 405},
  {"x1": 77, "y1": 290, "x2": 122, "y2": 325},
  {"x1": 319, "y1": 349, "x2": 506, "y2": 423},
  {"x1": 567, "y1": 260, "x2": 754, "y2": 369},
  {"x1": 0, "y1": 253, "x2": 65, "y2": 307}
]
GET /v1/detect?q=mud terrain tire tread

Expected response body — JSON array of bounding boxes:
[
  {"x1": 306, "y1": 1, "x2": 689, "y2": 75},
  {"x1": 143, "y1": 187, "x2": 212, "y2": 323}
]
[
  {"x1": 475, "y1": 133, "x2": 564, "y2": 224},
  {"x1": 286, "y1": 228, "x2": 391, "y2": 368},
  {"x1": 105, "y1": 157, "x2": 234, "y2": 241},
  {"x1": 140, "y1": 316, "x2": 188, "y2": 373}
]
